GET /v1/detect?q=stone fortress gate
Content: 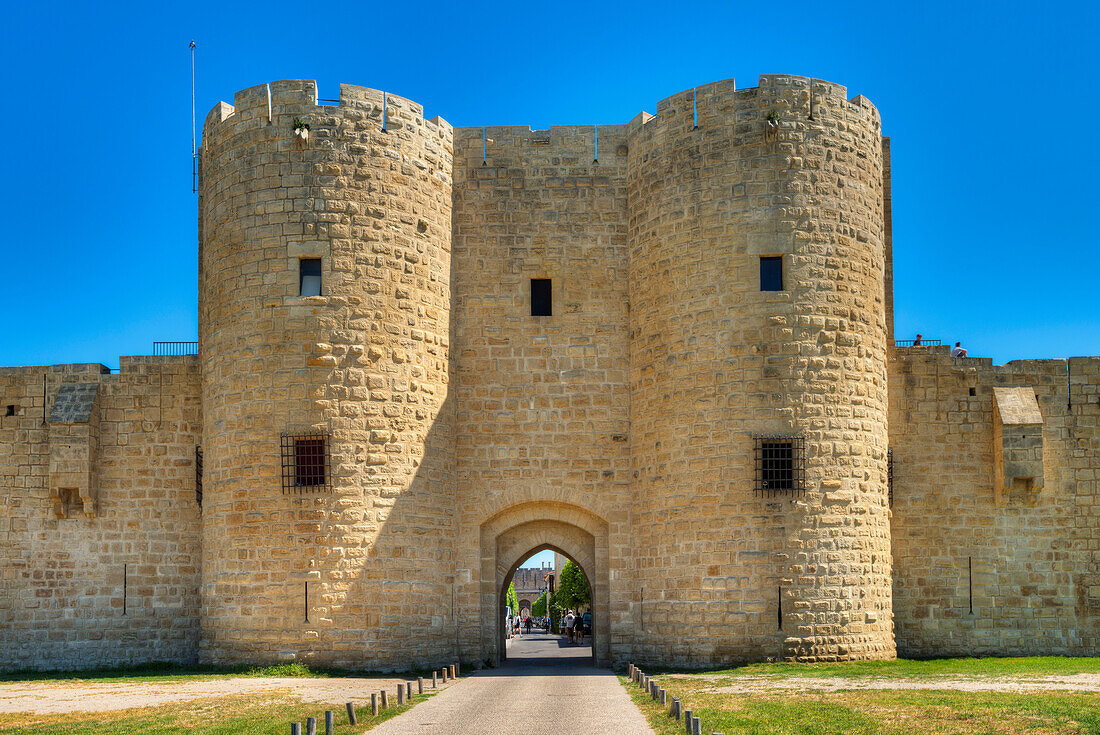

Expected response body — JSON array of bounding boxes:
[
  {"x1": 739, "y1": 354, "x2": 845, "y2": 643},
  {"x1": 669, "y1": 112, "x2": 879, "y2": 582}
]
[{"x1": 1, "y1": 73, "x2": 1098, "y2": 673}]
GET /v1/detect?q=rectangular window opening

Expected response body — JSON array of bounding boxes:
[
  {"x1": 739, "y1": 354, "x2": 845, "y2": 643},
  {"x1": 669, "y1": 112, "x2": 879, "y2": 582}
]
[
  {"x1": 754, "y1": 435, "x2": 804, "y2": 497},
  {"x1": 531, "y1": 278, "x2": 552, "y2": 316},
  {"x1": 760, "y1": 256, "x2": 784, "y2": 292},
  {"x1": 299, "y1": 258, "x2": 322, "y2": 296},
  {"x1": 4, "y1": 405, "x2": 17, "y2": 416},
  {"x1": 281, "y1": 432, "x2": 332, "y2": 494}
]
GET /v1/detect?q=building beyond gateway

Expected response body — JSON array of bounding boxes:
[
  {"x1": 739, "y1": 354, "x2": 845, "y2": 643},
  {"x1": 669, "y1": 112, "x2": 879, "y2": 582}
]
[{"x1": 1, "y1": 74, "x2": 1098, "y2": 672}]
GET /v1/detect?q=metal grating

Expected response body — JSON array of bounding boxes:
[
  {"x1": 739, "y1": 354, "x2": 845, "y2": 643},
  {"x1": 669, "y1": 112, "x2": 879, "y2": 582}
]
[
  {"x1": 753, "y1": 435, "x2": 805, "y2": 497},
  {"x1": 153, "y1": 341, "x2": 199, "y2": 356},
  {"x1": 280, "y1": 431, "x2": 332, "y2": 494},
  {"x1": 887, "y1": 448, "x2": 894, "y2": 508},
  {"x1": 195, "y1": 446, "x2": 203, "y2": 507}
]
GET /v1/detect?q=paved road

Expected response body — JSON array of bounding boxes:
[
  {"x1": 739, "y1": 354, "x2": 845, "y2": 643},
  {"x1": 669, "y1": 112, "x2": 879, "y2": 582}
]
[{"x1": 368, "y1": 633, "x2": 653, "y2": 735}]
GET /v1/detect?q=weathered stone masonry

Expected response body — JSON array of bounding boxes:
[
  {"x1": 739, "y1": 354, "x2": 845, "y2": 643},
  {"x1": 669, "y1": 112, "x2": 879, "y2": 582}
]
[{"x1": 1, "y1": 73, "x2": 1098, "y2": 671}]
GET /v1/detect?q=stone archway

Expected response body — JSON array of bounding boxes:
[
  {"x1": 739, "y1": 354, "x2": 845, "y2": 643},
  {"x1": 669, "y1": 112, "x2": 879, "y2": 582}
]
[{"x1": 479, "y1": 502, "x2": 610, "y2": 666}]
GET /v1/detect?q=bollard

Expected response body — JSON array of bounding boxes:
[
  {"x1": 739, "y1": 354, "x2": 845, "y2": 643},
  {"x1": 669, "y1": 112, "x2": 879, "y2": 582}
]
[
  {"x1": 432, "y1": 671, "x2": 438, "y2": 688},
  {"x1": 692, "y1": 716, "x2": 701, "y2": 735},
  {"x1": 371, "y1": 693, "x2": 379, "y2": 717},
  {"x1": 671, "y1": 697, "x2": 681, "y2": 721},
  {"x1": 346, "y1": 702, "x2": 357, "y2": 726},
  {"x1": 660, "y1": 687, "x2": 667, "y2": 706},
  {"x1": 683, "y1": 709, "x2": 692, "y2": 733},
  {"x1": 306, "y1": 717, "x2": 316, "y2": 735},
  {"x1": 450, "y1": 664, "x2": 456, "y2": 679},
  {"x1": 398, "y1": 684, "x2": 406, "y2": 705},
  {"x1": 455, "y1": 662, "x2": 460, "y2": 677},
  {"x1": 291, "y1": 724, "x2": 301, "y2": 735},
  {"x1": 442, "y1": 668, "x2": 449, "y2": 683},
  {"x1": 381, "y1": 690, "x2": 388, "y2": 709},
  {"x1": 652, "y1": 682, "x2": 658, "y2": 701},
  {"x1": 324, "y1": 710, "x2": 334, "y2": 735},
  {"x1": 407, "y1": 681, "x2": 413, "y2": 699},
  {"x1": 418, "y1": 676, "x2": 424, "y2": 694}
]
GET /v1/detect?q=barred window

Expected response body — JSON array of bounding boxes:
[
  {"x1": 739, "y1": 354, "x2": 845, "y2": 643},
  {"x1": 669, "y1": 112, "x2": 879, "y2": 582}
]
[
  {"x1": 754, "y1": 436, "x2": 805, "y2": 496},
  {"x1": 887, "y1": 448, "x2": 894, "y2": 508},
  {"x1": 195, "y1": 446, "x2": 203, "y2": 507},
  {"x1": 281, "y1": 432, "x2": 332, "y2": 493}
]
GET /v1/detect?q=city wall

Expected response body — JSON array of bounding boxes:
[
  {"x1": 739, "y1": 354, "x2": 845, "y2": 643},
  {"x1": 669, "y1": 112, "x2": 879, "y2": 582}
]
[
  {"x1": 890, "y1": 348, "x2": 1100, "y2": 656},
  {"x1": 0, "y1": 358, "x2": 201, "y2": 670}
]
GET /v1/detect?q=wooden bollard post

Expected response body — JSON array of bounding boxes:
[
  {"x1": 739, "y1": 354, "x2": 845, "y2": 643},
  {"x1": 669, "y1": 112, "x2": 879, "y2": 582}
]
[
  {"x1": 671, "y1": 697, "x2": 680, "y2": 721},
  {"x1": 454, "y1": 662, "x2": 460, "y2": 677},
  {"x1": 398, "y1": 684, "x2": 406, "y2": 705},
  {"x1": 371, "y1": 693, "x2": 379, "y2": 717},
  {"x1": 306, "y1": 716, "x2": 316, "y2": 735},
  {"x1": 291, "y1": 724, "x2": 301, "y2": 735},
  {"x1": 691, "y1": 716, "x2": 701, "y2": 735},
  {"x1": 450, "y1": 664, "x2": 456, "y2": 679},
  {"x1": 346, "y1": 702, "x2": 357, "y2": 726},
  {"x1": 660, "y1": 687, "x2": 667, "y2": 706},
  {"x1": 683, "y1": 709, "x2": 692, "y2": 732},
  {"x1": 442, "y1": 668, "x2": 448, "y2": 683},
  {"x1": 432, "y1": 671, "x2": 438, "y2": 688},
  {"x1": 406, "y1": 681, "x2": 413, "y2": 699},
  {"x1": 418, "y1": 677, "x2": 424, "y2": 694},
  {"x1": 381, "y1": 690, "x2": 389, "y2": 709},
  {"x1": 324, "y1": 710, "x2": 334, "y2": 735}
]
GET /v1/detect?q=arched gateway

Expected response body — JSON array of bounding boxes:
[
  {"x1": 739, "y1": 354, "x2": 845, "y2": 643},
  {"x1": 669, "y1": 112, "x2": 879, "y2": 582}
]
[{"x1": 473, "y1": 502, "x2": 610, "y2": 666}]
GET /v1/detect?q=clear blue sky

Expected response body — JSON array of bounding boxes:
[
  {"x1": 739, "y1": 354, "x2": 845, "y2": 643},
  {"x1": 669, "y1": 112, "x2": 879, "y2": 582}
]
[{"x1": 1, "y1": 1, "x2": 1096, "y2": 367}]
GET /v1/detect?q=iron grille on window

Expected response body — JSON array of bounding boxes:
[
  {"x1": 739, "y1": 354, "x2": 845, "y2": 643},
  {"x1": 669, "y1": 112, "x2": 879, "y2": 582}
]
[
  {"x1": 753, "y1": 435, "x2": 805, "y2": 497},
  {"x1": 280, "y1": 431, "x2": 332, "y2": 494},
  {"x1": 887, "y1": 448, "x2": 894, "y2": 508},
  {"x1": 195, "y1": 446, "x2": 203, "y2": 507}
]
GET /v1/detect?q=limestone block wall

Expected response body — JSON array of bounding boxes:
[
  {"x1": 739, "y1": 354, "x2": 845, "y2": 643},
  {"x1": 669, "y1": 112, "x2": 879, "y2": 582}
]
[
  {"x1": 198, "y1": 80, "x2": 456, "y2": 669},
  {"x1": 0, "y1": 358, "x2": 201, "y2": 671},
  {"x1": 889, "y1": 349, "x2": 1100, "y2": 656},
  {"x1": 450, "y1": 123, "x2": 632, "y2": 666},
  {"x1": 627, "y1": 75, "x2": 893, "y2": 665}
]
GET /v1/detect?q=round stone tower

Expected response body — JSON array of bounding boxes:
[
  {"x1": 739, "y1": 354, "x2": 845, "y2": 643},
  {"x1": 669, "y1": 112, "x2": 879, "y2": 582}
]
[
  {"x1": 627, "y1": 75, "x2": 893, "y2": 664},
  {"x1": 198, "y1": 80, "x2": 455, "y2": 668}
]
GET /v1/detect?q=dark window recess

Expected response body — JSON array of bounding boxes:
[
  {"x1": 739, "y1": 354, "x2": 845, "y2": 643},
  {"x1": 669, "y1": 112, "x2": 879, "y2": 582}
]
[
  {"x1": 195, "y1": 446, "x2": 204, "y2": 507},
  {"x1": 281, "y1": 431, "x2": 332, "y2": 493},
  {"x1": 887, "y1": 448, "x2": 894, "y2": 508},
  {"x1": 753, "y1": 435, "x2": 805, "y2": 497},
  {"x1": 760, "y1": 256, "x2": 784, "y2": 291},
  {"x1": 531, "y1": 278, "x2": 552, "y2": 316},
  {"x1": 299, "y1": 258, "x2": 322, "y2": 296},
  {"x1": 969, "y1": 387, "x2": 977, "y2": 397},
  {"x1": 4, "y1": 405, "x2": 16, "y2": 416}
]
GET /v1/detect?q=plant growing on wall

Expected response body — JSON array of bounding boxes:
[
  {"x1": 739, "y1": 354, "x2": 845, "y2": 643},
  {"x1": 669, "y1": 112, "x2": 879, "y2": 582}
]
[
  {"x1": 764, "y1": 109, "x2": 783, "y2": 142},
  {"x1": 506, "y1": 580, "x2": 519, "y2": 617},
  {"x1": 293, "y1": 116, "x2": 311, "y2": 141}
]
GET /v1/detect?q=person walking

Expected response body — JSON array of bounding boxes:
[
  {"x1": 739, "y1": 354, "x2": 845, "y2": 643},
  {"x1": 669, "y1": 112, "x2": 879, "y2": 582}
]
[
  {"x1": 572, "y1": 612, "x2": 585, "y2": 645},
  {"x1": 563, "y1": 610, "x2": 576, "y2": 643}
]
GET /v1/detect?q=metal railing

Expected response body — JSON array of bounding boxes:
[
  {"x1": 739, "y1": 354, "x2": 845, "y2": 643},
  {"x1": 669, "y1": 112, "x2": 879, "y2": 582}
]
[
  {"x1": 153, "y1": 341, "x2": 199, "y2": 356},
  {"x1": 895, "y1": 339, "x2": 941, "y2": 347}
]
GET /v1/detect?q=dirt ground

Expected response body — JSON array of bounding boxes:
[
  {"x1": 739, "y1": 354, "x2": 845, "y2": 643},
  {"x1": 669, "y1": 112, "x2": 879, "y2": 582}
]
[
  {"x1": 664, "y1": 673, "x2": 1100, "y2": 695},
  {"x1": 0, "y1": 676, "x2": 456, "y2": 715}
]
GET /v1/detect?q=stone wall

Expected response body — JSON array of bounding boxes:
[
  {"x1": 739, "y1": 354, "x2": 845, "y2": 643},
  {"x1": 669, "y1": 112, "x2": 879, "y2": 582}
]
[
  {"x1": 0, "y1": 358, "x2": 201, "y2": 671},
  {"x1": 889, "y1": 349, "x2": 1100, "y2": 656},
  {"x1": 198, "y1": 80, "x2": 456, "y2": 669}
]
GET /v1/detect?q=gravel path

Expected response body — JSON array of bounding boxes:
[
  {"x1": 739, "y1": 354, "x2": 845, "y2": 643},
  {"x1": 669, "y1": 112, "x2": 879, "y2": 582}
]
[
  {"x1": 0, "y1": 675, "x2": 453, "y2": 714},
  {"x1": 368, "y1": 633, "x2": 654, "y2": 735},
  {"x1": 677, "y1": 673, "x2": 1100, "y2": 694}
]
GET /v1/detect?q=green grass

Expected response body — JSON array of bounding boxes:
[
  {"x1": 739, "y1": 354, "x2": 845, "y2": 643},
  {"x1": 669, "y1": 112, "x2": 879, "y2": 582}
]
[
  {"x1": 621, "y1": 660, "x2": 1100, "y2": 735},
  {"x1": 0, "y1": 691, "x2": 437, "y2": 735},
  {"x1": 655, "y1": 656, "x2": 1100, "y2": 681}
]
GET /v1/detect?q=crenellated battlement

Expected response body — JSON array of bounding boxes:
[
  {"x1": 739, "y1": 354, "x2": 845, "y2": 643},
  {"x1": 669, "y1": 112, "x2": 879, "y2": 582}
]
[{"x1": 202, "y1": 79, "x2": 451, "y2": 146}]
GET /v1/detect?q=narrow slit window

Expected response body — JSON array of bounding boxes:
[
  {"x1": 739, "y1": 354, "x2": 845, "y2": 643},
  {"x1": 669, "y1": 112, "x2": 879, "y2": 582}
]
[
  {"x1": 760, "y1": 256, "x2": 784, "y2": 291},
  {"x1": 4, "y1": 405, "x2": 17, "y2": 416},
  {"x1": 299, "y1": 258, "x2": 322, "y2": 296},
  {"x1": 531, "y1": 278, "x2": 552, "y2": 316}
]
